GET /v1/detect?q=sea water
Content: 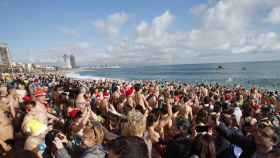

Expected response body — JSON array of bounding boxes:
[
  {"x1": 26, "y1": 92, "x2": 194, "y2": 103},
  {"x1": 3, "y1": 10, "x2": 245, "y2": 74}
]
[{"x1": 74, "y1": 61, "x2": 280, "y2": 90}]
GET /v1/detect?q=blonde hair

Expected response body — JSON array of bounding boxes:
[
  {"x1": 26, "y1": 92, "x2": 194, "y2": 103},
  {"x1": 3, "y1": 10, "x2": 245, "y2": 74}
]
[
  {"x1": 82, "y1": 124, "x2": 104, "y2": 146},
  {"x1": 122, "y1": 110, "x2": 146, "y2": 137}
]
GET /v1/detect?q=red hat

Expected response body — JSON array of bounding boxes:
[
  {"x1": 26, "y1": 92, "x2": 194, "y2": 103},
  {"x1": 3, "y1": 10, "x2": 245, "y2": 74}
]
[
  {"x1": 35, "y1": 88, "x2": 47, "y2": 97},
  {"x1": 69, "y1": 109, "x2": 81, "y2": 119},
  {"x1": 103, "y1": 91, "x2": 110, "y2": 98},
  {"x1": 126, "y1": 87, "x2": 134, "y2": 97},
  {"x1": 96, "y1": 92, "x2": 101, "y2": 99},
  {"x1": 23, "y1": 95, "x2": 32, "y2": 103}
]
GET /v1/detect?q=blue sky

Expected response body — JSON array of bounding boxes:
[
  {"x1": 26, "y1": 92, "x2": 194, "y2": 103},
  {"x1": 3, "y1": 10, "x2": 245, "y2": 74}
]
[{"x1": 1, "y1": 0, "x2": 280, "y2": 66}]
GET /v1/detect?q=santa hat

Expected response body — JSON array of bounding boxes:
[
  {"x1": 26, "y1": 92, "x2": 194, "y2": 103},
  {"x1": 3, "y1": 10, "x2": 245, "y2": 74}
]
[
  {"x1": 23, "y1": 95, "x2": 32, "y2": 103},
  {"x1": 103, "y1": 90, "x2": 110, "y2": 98},
  {"x1": 96, "y1": 92, "x2": 101, "y2": 100},
  {"x1": 126, "y1": 87, "x2": 134, "y2": 97},
  {"x1": 69, "y1": 109, "x2": 82, "y2": 119},
  {"x1": 34, "y1": 88, "x2": 47, "y2": 97}
]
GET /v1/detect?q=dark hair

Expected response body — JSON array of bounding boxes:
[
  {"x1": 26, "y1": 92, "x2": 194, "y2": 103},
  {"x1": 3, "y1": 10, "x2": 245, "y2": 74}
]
[
  {"x1": 5, "y1": 149, "x2": 37, "y2": 158},
  {"x1": 214, "y1": 102, "x2": 222, "y2": 113},
  {"x1": 221, "y1": 102, "x2": 231, "y2": 112},
  {"x1": 220, "y1": 113, "x2": 233, "y2": 127},
  {"x1": 192, "y1": 134, "x2": 216, "y2": 158},
  {"x1": 147, "y1": 113, "x2": 159, "y2": 127},
  {"x1": 134, "y1": 84, "x2": 142, "y2": 92},
  {"x1": 183, "y1": 95, "x2": 191, "y2": 103},
  {"x1": 175, "y1": 117, "x2": 192, "y2": 135},
  {"x1": 107, "y1": 136, "x2": 149, "y2": 158},
  {"x1": 165, "y1": 136, "x2": 192, "y2": 158},
  {"x1": 243, "y1": 104, "x2": 252, "y2": 117},
  {"x1": 135, "y1": 105, "x2": 146, "y2": 114},
  {"x1": 172, "y1": 105, "x2": 181, "y2": 113},
  {"x1": 213, "y1": 95, "x2": 219, "y2": 101},
  {"x1": 111, "y1": 82, "x2": 119, "y2": 93},
  {"x1": 196, "y1": 109, "x2": 208, "y2": 124},
  {"x1": 45, "y1": 130, "x2": 60, "y2": 147},
  {"x1": 203, "y1": 96, "x2": 211, "y2": 104}
]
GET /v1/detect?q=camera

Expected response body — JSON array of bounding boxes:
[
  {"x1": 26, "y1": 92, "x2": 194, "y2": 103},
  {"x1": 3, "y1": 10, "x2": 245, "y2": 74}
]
[{"x1": 195, "y1": 125, "x2": 209, "y2": 133}]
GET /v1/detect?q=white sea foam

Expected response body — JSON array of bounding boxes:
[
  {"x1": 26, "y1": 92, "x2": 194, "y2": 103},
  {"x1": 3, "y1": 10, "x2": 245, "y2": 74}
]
[
  {"x1": 65, "y1": 72, "x2": 106, "y2": 80},
  {"x1": 65, "y1": 72, "x2": 123, "y2": 81}
]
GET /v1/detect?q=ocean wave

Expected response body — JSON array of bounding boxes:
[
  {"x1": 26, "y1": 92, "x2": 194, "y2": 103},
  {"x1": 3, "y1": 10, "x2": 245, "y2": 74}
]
[
  {"x1": 65, "y1": 72, "x2": 123, "y2": 81},
  {"x1": 65, "y1": 72, "x2": 107, "y2": 80}
]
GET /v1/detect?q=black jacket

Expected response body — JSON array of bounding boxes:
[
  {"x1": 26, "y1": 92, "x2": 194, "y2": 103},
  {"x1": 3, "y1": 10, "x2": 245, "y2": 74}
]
[{"x1": 217, "y1": 123, "x2": 256, "y2": 158}]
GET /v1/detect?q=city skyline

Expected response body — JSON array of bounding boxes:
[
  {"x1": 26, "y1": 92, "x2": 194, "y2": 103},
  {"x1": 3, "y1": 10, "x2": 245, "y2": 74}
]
[{"x1": 1, "y1": 0, "x2": 280, "y2": 66}]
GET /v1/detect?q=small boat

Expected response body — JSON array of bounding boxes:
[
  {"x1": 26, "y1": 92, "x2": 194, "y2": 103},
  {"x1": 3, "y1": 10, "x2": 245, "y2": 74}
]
[
  {"x1": 242, "y1": 67, "x2": 246, "y2": 71},
  {"x1": 217, "y1": 65, "x2": 224, "y2": 69}
]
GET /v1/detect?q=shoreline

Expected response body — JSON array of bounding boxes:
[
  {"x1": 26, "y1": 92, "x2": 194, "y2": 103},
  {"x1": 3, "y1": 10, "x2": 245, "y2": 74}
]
[
  {"x1": 2, "y1": 65, "x2": 278, "y2": 89},
  {"x1": 62, "y1": 71, "x2": 279, "y2": 91}
]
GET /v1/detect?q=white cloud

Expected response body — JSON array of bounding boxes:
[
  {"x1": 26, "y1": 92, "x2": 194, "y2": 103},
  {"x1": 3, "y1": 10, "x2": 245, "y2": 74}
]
[
  {"x1": 265, "y1": 6, "x2": 280, "y2": 24},
  {"x1": 106, "y1": 1, "x2": 280, "y2": 65},
  {"x1": 190, "y1": 4, "x2": 207, "y2": 15},
  {"x1": 193, "y1": 0, "x2": 280, "y2": 55},
  {"x1": 152, "y1": 10, "x2": 174, "y2": 37},
  {"x1": 136, "y1": 21, "x2": 150, "y2": 37},
  {"x1": 94, "y1": 12, "x2": 128, "y2": 37},
  {"x1": 19, "y1": 1, "x2": 280, "y2": 65},
  {"x1": 105, "y1": 11, "x2": 192, "y2": 65}
]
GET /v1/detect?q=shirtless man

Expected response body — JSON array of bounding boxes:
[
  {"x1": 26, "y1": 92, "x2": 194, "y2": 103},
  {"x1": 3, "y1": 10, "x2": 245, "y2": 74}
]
[
  {"x1": 178, "y1": 96, "x2": 193, "y2": 121},
  {"x1": 110, "y1": 85, "x2": 121, "y2": 107},
  {"x1": 0, "y1": 85, "x2": 19, "y2": 118},
  {"x1": 22, "y1": 88, "x2": 57, "y2": 127},
  {"x1": 134, "y1": 84, "x2": 150, "y2": 111},
  {"x1": 125, "y1": 87, "x2": 135, "y2": 108},
  {"x1": 146, "y1": 85, "x2": 158, "y2": 109}
]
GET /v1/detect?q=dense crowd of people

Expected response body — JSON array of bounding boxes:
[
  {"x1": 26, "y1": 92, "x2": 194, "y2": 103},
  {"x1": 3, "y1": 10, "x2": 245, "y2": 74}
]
[{"x1": 0, "y1": 72, "x2": 279, "y2": 158}]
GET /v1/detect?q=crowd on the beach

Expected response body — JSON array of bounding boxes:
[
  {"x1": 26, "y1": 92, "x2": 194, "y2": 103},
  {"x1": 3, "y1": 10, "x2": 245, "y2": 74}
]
[{"x1": 0, "y1": 72, "x2": 279, "y2": 158}]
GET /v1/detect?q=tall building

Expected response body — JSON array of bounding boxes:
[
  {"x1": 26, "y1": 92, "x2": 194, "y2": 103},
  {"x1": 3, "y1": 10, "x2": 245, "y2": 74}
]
[
  {"x1": 0, "y1": 43, "x2": 12, "y2": 72},
  {"x1": 70, "y1": 54, "x2": 76, "y2": 68},
  {"x1": 62, "y1": 54, "x2": 72, "y2": 69},
  {"x1": 0, "y1": 43, "x2": 12, "y2": 68},
  {"x1": 63, "y1": 54, "x2": 67, "y2": 63}
]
